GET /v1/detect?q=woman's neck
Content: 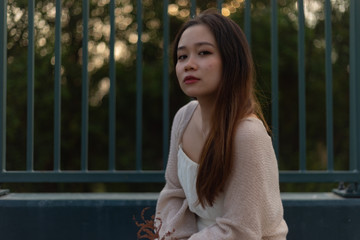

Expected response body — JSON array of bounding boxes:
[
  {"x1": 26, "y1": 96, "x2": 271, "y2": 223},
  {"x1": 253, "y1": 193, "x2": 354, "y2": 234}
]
[{"x1": 197, "y1": 98, "x2": 215, "y2": 137}]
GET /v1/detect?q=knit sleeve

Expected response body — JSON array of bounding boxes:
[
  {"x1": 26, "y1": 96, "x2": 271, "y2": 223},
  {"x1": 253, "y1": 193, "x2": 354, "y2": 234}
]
[
  {"x1": 155, "y1": 104, "x2": 198, "y2": 239},
  {"x1": 188, "y1": 118, "x2": 288, "y2": 239}
]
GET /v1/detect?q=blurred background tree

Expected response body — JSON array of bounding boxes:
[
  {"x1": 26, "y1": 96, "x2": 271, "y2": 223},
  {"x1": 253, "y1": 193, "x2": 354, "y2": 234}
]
[{"x1": 3, "y1": 0, "x2": 350, "y2": 192}]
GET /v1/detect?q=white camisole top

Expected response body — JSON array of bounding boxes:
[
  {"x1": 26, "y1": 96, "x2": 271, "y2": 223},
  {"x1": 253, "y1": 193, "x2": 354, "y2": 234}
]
[{"x1": 177, "y1": 145, "x2": 225, "y2": 231}]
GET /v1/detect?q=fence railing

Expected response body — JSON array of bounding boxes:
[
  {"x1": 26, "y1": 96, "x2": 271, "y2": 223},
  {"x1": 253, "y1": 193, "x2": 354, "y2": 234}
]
[{"x1": 1, "y1": 0, "x2": 360, "y2": 188}]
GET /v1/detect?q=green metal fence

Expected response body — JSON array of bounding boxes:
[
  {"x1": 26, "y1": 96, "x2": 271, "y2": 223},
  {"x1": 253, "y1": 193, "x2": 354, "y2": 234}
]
[{"x1": 0, "y1": 0, "x2": 360, "y2": 188}]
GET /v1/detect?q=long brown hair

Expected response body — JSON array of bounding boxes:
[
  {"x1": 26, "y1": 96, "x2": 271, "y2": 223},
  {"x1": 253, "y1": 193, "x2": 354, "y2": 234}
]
[{"x1": 173, "y1": 10, "x2": 267, "y2": 207}]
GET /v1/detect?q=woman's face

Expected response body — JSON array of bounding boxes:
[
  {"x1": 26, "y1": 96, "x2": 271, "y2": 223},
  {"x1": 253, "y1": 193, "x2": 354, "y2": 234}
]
[{"x1": 175, "y1": 24, "x2": 223, "y2": 101}]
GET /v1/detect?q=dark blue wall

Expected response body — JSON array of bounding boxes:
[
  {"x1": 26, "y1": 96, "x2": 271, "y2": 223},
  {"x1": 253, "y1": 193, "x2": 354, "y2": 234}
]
[{"x1": 0, "y1": 193, "x2": 359, "y2": 240}]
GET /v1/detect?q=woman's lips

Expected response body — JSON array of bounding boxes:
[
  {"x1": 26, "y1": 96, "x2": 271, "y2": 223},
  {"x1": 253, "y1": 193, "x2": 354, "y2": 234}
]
[{"x1": 184, "y1": 76, "x2": 200, "y2": 84}]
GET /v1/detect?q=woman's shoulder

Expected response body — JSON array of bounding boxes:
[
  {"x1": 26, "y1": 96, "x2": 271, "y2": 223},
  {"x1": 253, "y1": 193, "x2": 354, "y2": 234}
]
[
  {"x1": 234, "y1": 116, "x2": 271, "y2": 144},
  {"x1": 170, "y1": 100, "x2": 198, "y2": 136},
  {"x1": 173, "y1": 100, "x2": 198, "y2": 123},
  {"x1": 177, "y1": 100, "x2": 198, "y2": 115},
  {"x1": 232, "y1": 117, "x2": 276, "y2": 169}
]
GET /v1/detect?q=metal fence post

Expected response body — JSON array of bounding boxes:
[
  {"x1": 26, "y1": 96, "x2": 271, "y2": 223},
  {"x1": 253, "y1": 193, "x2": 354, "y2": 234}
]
[
  {"x1": 109, "y1": 0, "x2": 116, "y2": 171},
  {"x1": 54, "y1": 0, "x2": 62, "y2": 171},
  {"x1": 298, "y1": 0, "x2": 307, "y2": 171},
  {"x1": 81, "y1": 0, "x2": 89, "y2": 171},
  {"x1": 26, "y1": 0, "x2": 35, "y2": 171},
  {"x1": 0, "y1": 0, "x2": 7, "y2": 172},
  {"x1": 162, "y1": 0, "x2": 170, "y2": 169},
  {"x1": 349, "y1": 0, "x2": 360, "y2": 172},
  {"x1": 244, "y1": 0, "x2": 251, "y2": 46},
  {"x1": 325, "y1": 0, "x2": 334, "y2": 171},
  {"x1": 271, "y1": 0, "x2": 279, "y2": 158},
  {"x1": 136, "y1": 0, "x2": 143, "y2": 170}
]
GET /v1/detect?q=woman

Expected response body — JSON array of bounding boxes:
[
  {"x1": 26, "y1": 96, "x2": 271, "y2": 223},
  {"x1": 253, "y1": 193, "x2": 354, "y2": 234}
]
[{"x1": 155, "y1": 9, "x2": 288, "y2": 239}]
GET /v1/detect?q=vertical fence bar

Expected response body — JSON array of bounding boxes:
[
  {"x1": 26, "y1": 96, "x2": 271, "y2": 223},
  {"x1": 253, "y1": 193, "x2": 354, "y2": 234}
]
[
  {"x1": 271, "y1": 0, "x2": 279, "y2": 158},
  {"x1": 54, "y1": 0, "x2": 62, "y2": 171},
  {"x1": 190, "y1": 0, "x2": 196, "y2": 18},
  {"x1": 162, "y1": 0, "x2": 169, "y2": 169},
  {"x1": 349, "y1": 0, "x2": 360, "y2": 171},
  {"x1": 0, "y1": 0, "x2": 7, "y2": 172},
  {"x1": 81, "y1": 0, "x2": 89, "y2": 171},
  {"x1": 297, "y1": 0, "x2": 306, "y2": 171},
  {"x1": 217, "y1": 0, "x2": 223, "y2": 12},
  {"x1": 355, "y1": 0, "x2": 360, "y2": 173},
  {"x1": 325, "y1": 0, "x2": 334, "y2": 171},
  {"x1": 349, "y1": 0, "x2": 356, "y2": 170},
  {"x1": 109, "y1": 0, "x2": 116, "y2": 171},
  {"x1": 27, "y1": 0, "x2": 35, "y2": 171},
  {"x1": 244, "y1": 0, "x2": 251, "y2": 46},
  {"x1": 136, "y1": 0, "x2": 143, "y2": 170}
]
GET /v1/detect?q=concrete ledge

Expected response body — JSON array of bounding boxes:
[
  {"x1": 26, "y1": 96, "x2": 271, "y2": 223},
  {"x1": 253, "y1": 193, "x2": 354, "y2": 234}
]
[
  {"x1": 282, "y1": 193, "x2": 360, "y2": 240},
  {"x1": 0, "y1": 193, "x2": 158, "y2": 240},
  {"x1": 0, "y1": 193, "x2": 359, "y2": 240}
]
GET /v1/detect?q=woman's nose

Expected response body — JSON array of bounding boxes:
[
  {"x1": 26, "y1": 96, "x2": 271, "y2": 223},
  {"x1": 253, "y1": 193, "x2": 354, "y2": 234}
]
[{"x1": 184, "y1": 56, "x2": 197, "y2": 71}]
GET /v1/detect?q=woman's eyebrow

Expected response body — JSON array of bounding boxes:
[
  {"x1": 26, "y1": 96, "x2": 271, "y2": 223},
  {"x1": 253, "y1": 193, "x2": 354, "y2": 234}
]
[{"x1": 177, "y1": 42, "x2": 216, "y2": 51}]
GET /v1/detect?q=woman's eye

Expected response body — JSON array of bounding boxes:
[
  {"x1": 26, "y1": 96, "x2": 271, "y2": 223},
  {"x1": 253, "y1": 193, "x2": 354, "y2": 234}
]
[
  {"x1": 199, "y1": 51, "x2": 211, "y2": 56},
  {"x1": 178, "y1": 55, "x2": 187, "y2": 60}
]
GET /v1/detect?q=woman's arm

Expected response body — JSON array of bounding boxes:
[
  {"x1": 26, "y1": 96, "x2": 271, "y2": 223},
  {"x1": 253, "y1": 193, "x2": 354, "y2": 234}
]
[
  {"x1": 189, "y1": 118, "x2": 288, "y2": 239},
  {"x1": 155, "y1": 103, "x2": 198, "y2": 239}
]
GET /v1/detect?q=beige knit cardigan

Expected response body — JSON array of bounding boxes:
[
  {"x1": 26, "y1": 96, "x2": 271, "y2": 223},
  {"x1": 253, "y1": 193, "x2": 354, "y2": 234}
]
[{"x1": 155, "y1": 101, "x2": 288, "y2": 239}]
